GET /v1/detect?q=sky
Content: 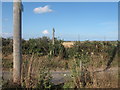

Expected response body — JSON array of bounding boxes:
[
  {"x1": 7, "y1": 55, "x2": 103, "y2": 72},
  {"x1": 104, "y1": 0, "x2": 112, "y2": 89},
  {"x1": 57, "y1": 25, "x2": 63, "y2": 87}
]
[{"x1": 2, "y1": 2, "x2": 118, "y2": 41}]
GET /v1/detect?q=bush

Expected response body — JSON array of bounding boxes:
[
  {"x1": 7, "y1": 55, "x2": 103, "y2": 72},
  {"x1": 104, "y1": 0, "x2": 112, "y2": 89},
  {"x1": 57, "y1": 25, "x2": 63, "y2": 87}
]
[
  {"x1": 2, "y1": 38, "x2": 13, "y2": 55},
  {"x1": 36, "y1": 67, "x2": 53, "y2": 89},
  {"x1": 22, "y1": 37, "x2": 51, "y2": 55}
]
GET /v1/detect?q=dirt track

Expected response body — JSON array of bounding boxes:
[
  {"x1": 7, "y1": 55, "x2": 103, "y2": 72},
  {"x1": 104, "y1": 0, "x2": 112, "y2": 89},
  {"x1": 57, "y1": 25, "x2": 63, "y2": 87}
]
[{"x1": 2, "y1": 67, "x2": 118, "y2": 87}]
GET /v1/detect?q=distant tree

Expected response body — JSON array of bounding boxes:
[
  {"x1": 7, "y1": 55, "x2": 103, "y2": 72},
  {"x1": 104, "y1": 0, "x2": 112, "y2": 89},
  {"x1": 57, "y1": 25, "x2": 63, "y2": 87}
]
[{"x1": 2, "y1": 38, "x2": 13, "y2": 55}]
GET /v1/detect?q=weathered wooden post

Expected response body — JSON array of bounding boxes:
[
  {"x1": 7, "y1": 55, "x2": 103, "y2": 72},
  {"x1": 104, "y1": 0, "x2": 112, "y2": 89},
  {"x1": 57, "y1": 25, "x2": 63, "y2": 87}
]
[
  {"x1": 79, "y1": 60, "x2": 82, "y2": 87},
  {"x1": 13, "y1": 0, "x2": 22, "y2": 85}
]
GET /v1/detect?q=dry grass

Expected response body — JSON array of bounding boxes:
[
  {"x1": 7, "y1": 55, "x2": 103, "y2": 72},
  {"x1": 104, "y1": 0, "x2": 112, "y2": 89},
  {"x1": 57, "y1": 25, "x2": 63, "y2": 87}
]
[
  {"x1": 62, "y1": 42, "x2": 74, "y2": 48},
  {"x1": 91, "y1": 69, "x2": 118, "y2": 88},
  {"x1": 2, "y1": 51, "x2": 118, "y2": 88}
]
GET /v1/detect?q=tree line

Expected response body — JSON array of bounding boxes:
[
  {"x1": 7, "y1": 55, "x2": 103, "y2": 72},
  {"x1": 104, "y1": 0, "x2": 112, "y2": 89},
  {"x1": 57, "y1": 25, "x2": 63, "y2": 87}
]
[{"x1": 2, "y1": 37, "x2": 118, "y2": 60}]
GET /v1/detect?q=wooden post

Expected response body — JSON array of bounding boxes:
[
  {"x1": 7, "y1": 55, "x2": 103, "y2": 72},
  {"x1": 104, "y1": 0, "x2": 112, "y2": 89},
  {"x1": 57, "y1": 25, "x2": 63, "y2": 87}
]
[
  {"x1": 13, "y1": 0, "x2": 22, "y2": 85},
  {"x1": 79, "y1": 60, "x2": 82, "y2": 87}
]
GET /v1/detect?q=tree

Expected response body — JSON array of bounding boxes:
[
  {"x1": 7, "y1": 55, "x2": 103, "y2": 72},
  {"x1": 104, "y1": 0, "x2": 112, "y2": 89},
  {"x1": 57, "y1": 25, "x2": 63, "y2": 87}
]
[{"x1": 13, "y1": 0, "x2": 22, "y2": 85}]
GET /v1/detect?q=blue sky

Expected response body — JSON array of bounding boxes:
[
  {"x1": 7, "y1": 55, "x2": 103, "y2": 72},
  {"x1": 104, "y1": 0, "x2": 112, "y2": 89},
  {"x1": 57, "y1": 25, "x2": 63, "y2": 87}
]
[{"x1": 2, "y1": 2, "x2": 118, "y2": 41}]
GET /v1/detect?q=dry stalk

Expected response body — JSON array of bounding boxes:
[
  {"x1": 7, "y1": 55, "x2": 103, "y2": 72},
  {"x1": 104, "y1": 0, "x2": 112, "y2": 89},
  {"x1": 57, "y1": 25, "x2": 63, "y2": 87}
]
[{"x1": 26, "y1": 54, "x2": 34, "y2": 88}]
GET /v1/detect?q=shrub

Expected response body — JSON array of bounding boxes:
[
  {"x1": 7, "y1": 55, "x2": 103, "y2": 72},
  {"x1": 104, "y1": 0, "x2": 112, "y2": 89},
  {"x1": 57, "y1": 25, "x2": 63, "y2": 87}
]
[{"x1": 2, "y1": 38, "x2": 13, "y2": 55}]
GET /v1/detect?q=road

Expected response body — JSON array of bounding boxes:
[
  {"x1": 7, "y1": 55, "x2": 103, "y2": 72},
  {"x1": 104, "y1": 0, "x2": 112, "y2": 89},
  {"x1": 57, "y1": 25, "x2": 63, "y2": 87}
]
[{"x1": 1, "y1": 67, "x2": 118, "y2": 85}]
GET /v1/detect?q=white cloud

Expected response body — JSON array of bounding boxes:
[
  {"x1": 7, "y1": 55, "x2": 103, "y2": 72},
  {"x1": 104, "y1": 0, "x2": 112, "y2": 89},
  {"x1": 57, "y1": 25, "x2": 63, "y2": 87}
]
[
  {"x1": 33, "y1": 5, "x2": 53, "y2": 14},
  {"x1": 42, "y1": 30, "x2": 49, "y2": 34}
]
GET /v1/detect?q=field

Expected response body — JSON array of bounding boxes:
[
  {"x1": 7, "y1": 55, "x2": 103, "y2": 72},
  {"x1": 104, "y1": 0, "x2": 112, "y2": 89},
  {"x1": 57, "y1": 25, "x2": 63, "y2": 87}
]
[
  {"x1": 62, "y1": 41, "x2": 74, "y2": 48},
  {"x1": 2, "y1": 37, "x2": 119, "y2": 89}
]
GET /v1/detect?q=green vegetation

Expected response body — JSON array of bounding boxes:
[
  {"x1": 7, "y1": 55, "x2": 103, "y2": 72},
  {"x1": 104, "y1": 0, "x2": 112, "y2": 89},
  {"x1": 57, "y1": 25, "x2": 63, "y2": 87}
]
[{"x1": 2, "y1": 37, "x2": 119, "y2": 88}]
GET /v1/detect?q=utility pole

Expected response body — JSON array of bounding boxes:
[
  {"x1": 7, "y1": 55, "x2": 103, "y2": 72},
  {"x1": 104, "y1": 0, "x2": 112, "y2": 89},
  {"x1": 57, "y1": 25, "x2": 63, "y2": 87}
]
[
  {"x1": 52, "y1": 28, "x2": 55, "y2": 56},
  {"x1": 13, "y1": 0, "x2": 22, "y2": 85},
  {"x1": 104, "y1": 36, "x2": 106, "y2": 41},
  {"x1": 78, "y1": 34, "x2": 80, "y2": 41},
  {"x1": 52, "y1": 28, "x2": 55, "y2": 45}
]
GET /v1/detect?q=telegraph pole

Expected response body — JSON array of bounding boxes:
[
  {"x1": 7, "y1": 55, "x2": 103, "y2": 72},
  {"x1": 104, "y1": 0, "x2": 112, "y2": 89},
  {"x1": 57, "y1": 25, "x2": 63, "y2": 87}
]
[
  {"x1": 52, "y1": 28, "x2": 55, "y2": 56},
  {"x1": 78, "y1": 34, "x2": 80, "y2": 41},
  {"x1": 13, "y1": 0, "x2": 22, "y2": 85},
  {"x1": 52, "y1": 28, "x2": 55, "y2": 45}
]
